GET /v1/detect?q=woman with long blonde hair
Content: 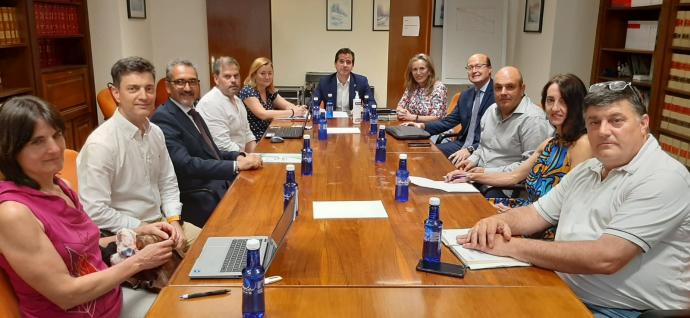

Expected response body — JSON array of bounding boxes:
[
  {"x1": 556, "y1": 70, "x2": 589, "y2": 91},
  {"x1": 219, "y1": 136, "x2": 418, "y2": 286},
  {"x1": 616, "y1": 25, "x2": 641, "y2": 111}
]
[{"x1": 396, "y1": 53, "x2": 447, "y2": 123}]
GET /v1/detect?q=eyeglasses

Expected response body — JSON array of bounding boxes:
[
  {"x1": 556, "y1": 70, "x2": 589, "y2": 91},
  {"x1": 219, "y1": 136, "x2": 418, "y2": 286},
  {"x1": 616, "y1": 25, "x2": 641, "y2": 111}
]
[
  {"x1": 588, "y1": 81, "x2": 643, "y2": 101},
  {"x1": 168, "y1": 79, "x2": 200, "y2": 88},
  {"x1": 465, "y1": 64, "x2": 488, "y2": 71}
]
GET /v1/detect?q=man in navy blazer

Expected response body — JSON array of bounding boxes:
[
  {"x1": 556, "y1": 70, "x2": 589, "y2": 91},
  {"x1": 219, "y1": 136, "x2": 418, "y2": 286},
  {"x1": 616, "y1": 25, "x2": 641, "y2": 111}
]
[
  {"x1": 151, "y1": 59, "x2": 262, "y2": 227},
  {"x1": 313, "y1": 48, "x2": 376, "y2": 110},
  {"x1": 404, "y1": 53, "x2": 495, "y2": 164}
]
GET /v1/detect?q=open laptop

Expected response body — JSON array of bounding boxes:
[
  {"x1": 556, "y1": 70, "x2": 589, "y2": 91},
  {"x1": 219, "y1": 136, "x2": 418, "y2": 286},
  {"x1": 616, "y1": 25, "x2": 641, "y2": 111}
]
[
  {"x1": 188, "y1": 196, "x2": 296, "y2": 278},
  {"x1": 264, "y1": 116, "x2": 308, "y2": 139}
]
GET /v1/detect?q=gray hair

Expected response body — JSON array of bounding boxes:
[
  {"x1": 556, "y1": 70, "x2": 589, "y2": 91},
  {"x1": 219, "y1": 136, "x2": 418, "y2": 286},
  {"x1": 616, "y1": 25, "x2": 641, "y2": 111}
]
[
  {"x1": 583, "y1": 86, "x2": 647, "y2": 117},
  {"x1": 165, "y1": 58, "x2": 197, "y2": 80},
  {"x1": 212, "y1": 56, "x2": 240, "y2": 76}
]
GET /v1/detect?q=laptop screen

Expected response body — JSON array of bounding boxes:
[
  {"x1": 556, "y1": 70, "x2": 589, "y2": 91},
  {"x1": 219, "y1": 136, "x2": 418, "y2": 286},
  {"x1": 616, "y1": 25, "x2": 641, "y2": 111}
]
[{"x1": 263, "y1": 195, "x2": 295, "y2": 269}]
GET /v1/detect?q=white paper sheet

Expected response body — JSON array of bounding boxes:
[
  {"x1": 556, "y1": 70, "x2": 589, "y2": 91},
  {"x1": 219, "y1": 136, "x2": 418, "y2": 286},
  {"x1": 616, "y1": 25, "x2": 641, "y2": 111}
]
[
  {"x1": 258, "y1": 153, "x2": 302, "y2": 164},
  {"x1": 409, "y1": 176, "x2": 479, "y2": 193},
  {"x1": 327, "y1": 127, "x2": 360, "y2": 134},
  {"x1": 274, "y1": 115, "x2": 308, "y2": 121},
  {"x1": 332, "y1": 111, "x2": 349, "y2": 118},
  {"x1": 441, "y1": 229, "x2": 531, "y2": 270},
  {"x1": 313, "y1": 200, "x2": 388, "y2": 219},
  {"x1": 402, "y1": 16, "x2": 420, "y2": 36}
]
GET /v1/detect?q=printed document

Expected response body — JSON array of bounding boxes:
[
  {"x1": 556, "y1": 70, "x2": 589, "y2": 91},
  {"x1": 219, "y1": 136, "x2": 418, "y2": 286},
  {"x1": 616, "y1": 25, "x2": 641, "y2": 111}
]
[{"x1": 442, "y1": 228, "x2": 531, "y2": 270}]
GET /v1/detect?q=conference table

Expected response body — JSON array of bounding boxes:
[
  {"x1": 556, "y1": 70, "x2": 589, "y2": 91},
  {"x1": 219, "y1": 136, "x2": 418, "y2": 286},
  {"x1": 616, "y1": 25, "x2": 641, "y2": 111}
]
[{"x1": 148, "y1": 117, "x2": 591, "y2": 317}]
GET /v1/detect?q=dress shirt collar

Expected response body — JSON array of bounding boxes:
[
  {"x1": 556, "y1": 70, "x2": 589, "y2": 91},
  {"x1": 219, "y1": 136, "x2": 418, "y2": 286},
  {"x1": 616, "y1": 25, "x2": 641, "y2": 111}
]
[
  {"x1": 112, "y1": 108, "x2": 150, "y2": 140},
  {"x1": 337, "y1": 75, "x2": 351, "y2": 87},
  {"x1": 171, "y1": 98, "x2": 195, "y2": 115},
  {"x1": 588, "y1": 134, "x2": 656, "y2": 177},
  {"x1": 477, "y1": 80, "x2": 490, "y2": 94},
  {"x1": 494, "y1": 95, "x2": 533, "y2": 121}
]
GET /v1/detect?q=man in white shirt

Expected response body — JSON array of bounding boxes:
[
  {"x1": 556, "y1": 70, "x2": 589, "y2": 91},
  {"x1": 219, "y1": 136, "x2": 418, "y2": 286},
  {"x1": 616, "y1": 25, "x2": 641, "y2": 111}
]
[
  {"x1": 78, "y1": 56, "x2": 200, "y2": 250},
  {"x1": 197, "y1": 56, "x2": 256, "y2": 153},
  {"x1": 460, "y1": 82, "x2": 690, "y2": 315}
]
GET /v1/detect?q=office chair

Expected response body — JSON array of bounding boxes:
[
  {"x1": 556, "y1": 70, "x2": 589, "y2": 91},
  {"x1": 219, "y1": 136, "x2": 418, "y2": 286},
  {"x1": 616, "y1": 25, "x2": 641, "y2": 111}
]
[
  {"x1": 57, "y1": 149, "x2": 79, "y2": 194},
  {"x1": 96, "y1": 87, "x2": 118, "y2": 120},
  {"x1": 155, "y1": 78, "x2": 169, "y2": 110},
  {"x1": 435, "y1": 92, "x2": 463, "y2": 144},
  {"x1": 0, "y1": 270, "x2": 19, "y2": 318}
]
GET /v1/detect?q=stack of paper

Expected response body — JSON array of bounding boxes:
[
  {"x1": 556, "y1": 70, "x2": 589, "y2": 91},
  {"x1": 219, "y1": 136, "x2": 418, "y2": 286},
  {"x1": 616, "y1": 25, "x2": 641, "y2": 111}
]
[
  {"x1": 441, "y1": 229, "x2": 530, "y2": 270},
  {"x1": 258, "y1": 153, "x2": 302, "y2": 164},
  {"x1": 409, "y1": 176, "x2": 479, "y2": 193},
  {"x1": 312, "y1": 200, "x2": 388, "y2": 219},
  {"x1": 332, "y1": 111, "x2": 349, "y2": 118},
  {"x1": 326, "y1": 127, "x2": 360, "y2": 134}
]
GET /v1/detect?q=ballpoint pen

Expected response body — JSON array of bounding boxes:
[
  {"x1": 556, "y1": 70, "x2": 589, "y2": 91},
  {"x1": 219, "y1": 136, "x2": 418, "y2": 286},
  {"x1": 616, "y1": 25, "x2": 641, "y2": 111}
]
[{"x1": 179, "y1": 289, "x2": 231, "y2": 300}]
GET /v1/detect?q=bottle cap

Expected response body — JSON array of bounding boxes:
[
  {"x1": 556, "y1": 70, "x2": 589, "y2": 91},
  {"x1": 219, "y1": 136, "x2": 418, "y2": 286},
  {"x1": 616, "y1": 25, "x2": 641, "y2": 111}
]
[
  {"x1": 399, "y1": 153, "x2": 407, "y2": 160},
  {"x1": 328, "y1": 93, "x2": 333, "y2": 97},
  {"x1": 371, "y1": 103, "x2": 377, "y2": 108},
  {"x1": 247, "y1": 239, "x2": 261, "y2": 250},
  {"x1": 286, "y1": 164, "x2": 295, "y2": 171},
  {"x1": 364, "y1": 95, "x2": 369, "y2": 98},
  {"x1": 429, "y1": 197, "x2": 441, "y2": 206},
  {"x1": 303, "y1": 134, "x2": 311, "y2": 139},
  {"x1": 313, "y1": 97, "x2": 318, "y2": 101},
  {"x1": 379, "y1": 125, "x2": 386, "y2": 130}
]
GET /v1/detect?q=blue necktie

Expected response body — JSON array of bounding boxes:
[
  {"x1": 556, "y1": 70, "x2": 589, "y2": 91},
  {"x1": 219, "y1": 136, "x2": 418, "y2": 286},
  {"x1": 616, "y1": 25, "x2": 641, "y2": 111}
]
[{"x1": 462, "y1": 89, "x2": 482, "y2": 149}]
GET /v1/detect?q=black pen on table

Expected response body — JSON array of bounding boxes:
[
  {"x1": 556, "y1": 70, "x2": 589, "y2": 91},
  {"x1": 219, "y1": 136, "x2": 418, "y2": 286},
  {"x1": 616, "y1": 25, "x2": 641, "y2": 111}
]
[{"x1": 179, "y1": 289, "x2": 231, "y2": 300}]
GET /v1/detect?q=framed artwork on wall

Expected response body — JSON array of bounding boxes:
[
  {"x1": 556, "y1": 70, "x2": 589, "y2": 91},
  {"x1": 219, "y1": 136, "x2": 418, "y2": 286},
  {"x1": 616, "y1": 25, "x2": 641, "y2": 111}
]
[
  {"x1": 127, "y1": 0, "x2": 146, "y2": 19},
  {"x1": 327, "y1": 0, "x2": 352, "y2": 31},
  {"x1": 523, "y1": 0, "x2": 544, "y2": 33},
  {"x1": 373, "y1": 0, "x2": 390, "y2": 31},
  {"x1": 433, "y1": 0, "x2": 444, "y2": 27}
]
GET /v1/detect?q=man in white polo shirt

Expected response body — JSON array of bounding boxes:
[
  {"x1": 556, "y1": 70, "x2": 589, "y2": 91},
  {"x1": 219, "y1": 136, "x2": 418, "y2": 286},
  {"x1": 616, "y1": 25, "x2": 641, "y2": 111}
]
[{"x1": 458, "y1": 82, "x2": 690, "y2": 316}]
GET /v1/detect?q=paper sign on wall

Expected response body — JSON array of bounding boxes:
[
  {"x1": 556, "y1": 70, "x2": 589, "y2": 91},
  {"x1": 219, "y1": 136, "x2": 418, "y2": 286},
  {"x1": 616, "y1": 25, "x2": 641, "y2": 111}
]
[{"x1": 402, "y1": 16, "x2": 420, "y2": 36}]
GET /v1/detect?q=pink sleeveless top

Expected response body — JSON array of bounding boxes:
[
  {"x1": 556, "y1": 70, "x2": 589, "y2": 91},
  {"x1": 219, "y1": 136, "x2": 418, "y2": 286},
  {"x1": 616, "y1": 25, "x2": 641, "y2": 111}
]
[{"x1": 0, "y1": 179, "x2": 121, "y2": 318}]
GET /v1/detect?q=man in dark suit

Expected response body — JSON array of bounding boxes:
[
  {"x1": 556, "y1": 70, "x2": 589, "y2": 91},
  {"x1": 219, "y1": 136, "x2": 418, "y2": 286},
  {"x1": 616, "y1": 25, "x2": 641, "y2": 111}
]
[
  {"x1": 404, "y1": 53, "x2": 495, "y2": 165},
  {"x1": 151, "y1": 59, "x2": 262, "y2": 227},
  {"x1": 313, "y1": 48, "x2": 376, "y2": 110}
]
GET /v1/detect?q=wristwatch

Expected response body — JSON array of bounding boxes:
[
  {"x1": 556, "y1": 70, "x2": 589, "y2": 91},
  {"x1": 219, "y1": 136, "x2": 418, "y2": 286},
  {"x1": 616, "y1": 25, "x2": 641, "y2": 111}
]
[{"x1": 466, "y1": 146, "x2": 475, "y2": 154}]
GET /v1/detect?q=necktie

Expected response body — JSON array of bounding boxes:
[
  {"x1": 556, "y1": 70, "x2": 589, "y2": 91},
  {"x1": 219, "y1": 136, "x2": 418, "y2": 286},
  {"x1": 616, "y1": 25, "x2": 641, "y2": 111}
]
[
  {"x1": 462, "y1": 89, "x2": 482, "y2": 149},
  {"x1": 188, "y1": 108, "x2": 220, "y2": 160}
]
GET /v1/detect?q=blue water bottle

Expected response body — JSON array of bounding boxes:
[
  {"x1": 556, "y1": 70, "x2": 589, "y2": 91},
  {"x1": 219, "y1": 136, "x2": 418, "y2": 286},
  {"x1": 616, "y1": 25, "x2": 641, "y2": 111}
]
[
  {"x1": 311, "y1": 97, "x2": 320, "y2": 125},
  {"x1": 395, "y1": 153, "x2": 409, "y2": 202},
  {"x1": 284, "y1": 164, "x2": 299, "y2": 218},
  {"x1": 318, "y1": 110, "x2": 328, "y2": 140},
  {"x1": 362, "y1": 95, "x2": 370, "y2": 122},
  {"x1": 369, "y1": 103, "x2": 378, "y2": 135},
  {"x1": 326, "y1": 93, "x2": 334, "y2": 119},
  {"x1": 422, "y1": 197, "x2": 443, "y2": 263},
  {"x1": 242, "y1": 239, "x2": 265, "y2": 318},
  {"x1": 301, "y1": 134, "x2": 313, "y2": 176},
  {"x1": 375, "y1": 125, "x2": 386, "y2": 163}
]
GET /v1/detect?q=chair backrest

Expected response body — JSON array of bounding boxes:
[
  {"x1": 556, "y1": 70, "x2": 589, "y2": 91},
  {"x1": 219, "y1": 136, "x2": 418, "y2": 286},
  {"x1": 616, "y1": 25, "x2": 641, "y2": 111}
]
[
  {"x1": 155, "y1": 78, "x2": 169, "y2": 109},
  {"x1": 0, "y1": 270, "x2": 20, "y2": 318},
  {"x1": 57, "y1": 149, "x2": 79, "y2": 193},
  {"x1": 96, "y1": 87, "x2": 117, "y2": 120},
  {"x1": 446, "y1": 92, "x2": 461, "y2": 117}
]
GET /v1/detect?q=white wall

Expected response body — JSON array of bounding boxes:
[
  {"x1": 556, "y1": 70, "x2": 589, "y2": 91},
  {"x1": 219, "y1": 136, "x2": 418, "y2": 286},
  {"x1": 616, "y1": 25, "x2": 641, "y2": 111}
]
[{"x1": 271, "y1": 0, "x2": 389, "y2": 105}]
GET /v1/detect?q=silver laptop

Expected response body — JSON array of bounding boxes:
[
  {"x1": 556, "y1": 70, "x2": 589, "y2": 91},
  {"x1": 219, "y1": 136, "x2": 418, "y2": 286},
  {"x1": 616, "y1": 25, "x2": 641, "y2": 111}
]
[{"x1": 189, "y1": 196, "x2": 295, "y2": 278}]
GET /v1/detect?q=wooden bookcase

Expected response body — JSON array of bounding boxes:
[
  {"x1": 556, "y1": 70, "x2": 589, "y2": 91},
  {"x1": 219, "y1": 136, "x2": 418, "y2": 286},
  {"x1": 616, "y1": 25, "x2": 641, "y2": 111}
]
[
  {"x1": 592, "y1": 0, "x2": 690, "y2": 168},
  {"x1": 0, "y1": 0, "x2": 96, "y2": 150}
]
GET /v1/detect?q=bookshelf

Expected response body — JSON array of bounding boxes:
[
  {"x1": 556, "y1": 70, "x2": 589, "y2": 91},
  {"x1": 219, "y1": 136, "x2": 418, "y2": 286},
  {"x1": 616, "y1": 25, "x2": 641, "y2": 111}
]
[{"x1": 0, "y1": 0, "x2": 95, "y2": 150}]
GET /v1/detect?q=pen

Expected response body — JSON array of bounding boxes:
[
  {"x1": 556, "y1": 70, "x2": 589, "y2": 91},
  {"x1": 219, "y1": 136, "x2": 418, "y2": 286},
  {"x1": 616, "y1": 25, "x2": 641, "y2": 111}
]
[{"x1": 179, "y1": 289, "x2": 231, "y2": 300}]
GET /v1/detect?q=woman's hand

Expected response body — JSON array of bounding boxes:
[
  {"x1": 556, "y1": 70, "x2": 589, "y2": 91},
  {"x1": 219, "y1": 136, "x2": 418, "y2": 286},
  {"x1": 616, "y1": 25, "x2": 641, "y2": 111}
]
[
  {"x1": 130, "y1": 239, "x2": 175, "y2": 271},
  {"x1": 396, "y1": 108, "x2": 415, "y2": 121}
]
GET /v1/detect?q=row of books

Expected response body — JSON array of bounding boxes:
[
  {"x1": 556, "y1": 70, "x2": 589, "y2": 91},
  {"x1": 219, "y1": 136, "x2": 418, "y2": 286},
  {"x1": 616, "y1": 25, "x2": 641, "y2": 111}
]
[
  {"x1": 34, "y1": 3, "x2": 80, "y2": 36},
  {"x1": 0, "y1": 7, "x2": 21, "y2": 45},
  {"x1": 661, "y1": 94, "x2": 690, "y2": 140},
  {"x1": 38, "y1": 38, "x2": 61, "y2": 68},
  {"x1": 668, "y1": 53, "x2": 690, "y2": 94},
  {"x1": 659, "y1": 134, "x2": 690, "y2": 168},
  {"x1": 672, "y1": 11, "x2": 690, "y2": 48}
]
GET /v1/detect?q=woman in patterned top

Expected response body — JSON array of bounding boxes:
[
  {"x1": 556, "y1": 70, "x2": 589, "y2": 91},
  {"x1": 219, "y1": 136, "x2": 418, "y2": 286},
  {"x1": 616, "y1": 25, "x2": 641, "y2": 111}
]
[
  {"x1": 445, "y1": 74, "x2": 592, "y2": 238},
  {"x1": 239, "y1": 57, "x2": 309, "y2": 140},
  {"x1": 396, "y1": 53, "x2": 448, "y2": 122}
]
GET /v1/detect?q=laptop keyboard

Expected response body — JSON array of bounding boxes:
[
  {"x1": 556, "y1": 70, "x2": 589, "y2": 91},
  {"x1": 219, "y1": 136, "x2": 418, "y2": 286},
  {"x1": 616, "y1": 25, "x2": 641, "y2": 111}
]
[
  {"x1": 272, "y1": 127, "x2": 304, "y2": 139},
  {"x1": 220, "y1": 239, "x2": 248, "y2": 273}
]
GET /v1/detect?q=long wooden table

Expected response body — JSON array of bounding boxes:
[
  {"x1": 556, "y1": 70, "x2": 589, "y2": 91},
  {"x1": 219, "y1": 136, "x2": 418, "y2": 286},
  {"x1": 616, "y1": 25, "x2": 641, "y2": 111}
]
[{"x1": 149, "y1": 118, "x2": 591, "y2": 317}]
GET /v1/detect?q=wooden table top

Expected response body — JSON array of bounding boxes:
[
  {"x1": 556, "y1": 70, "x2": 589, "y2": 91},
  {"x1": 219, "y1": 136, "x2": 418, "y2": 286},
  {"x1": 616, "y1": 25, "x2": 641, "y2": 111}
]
[
  {"x1": 168, "y1": 119, "x2": 567, "y2": 288},
  {"x1": 147, "y1": 286, "x2": 592, "y2": 318}
]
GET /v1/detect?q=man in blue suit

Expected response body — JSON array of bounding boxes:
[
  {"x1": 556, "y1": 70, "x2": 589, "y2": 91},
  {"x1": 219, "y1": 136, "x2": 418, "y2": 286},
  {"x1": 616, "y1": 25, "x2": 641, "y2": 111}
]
[
  {"x1": 313, "y1": 48, "x2": 376, "y2": 110},
  {"x1": 404, "y1": 53, "x2": 495, "y2": 165},
  {"x1": 151, "y1": 59, "x2": 262, "y2": 227}
]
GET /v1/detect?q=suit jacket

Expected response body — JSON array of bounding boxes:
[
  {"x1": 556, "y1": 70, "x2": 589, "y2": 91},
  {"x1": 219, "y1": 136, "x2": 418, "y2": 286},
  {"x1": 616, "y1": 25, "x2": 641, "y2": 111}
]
[
  {"x1": 151, "y1": 99, "x2": 241, "y2": 227},
  {"x1": 425, "y1": 79, "x2": 495, "y2": 150},
  {"x1": 313, "y1": 72, "x2": 376, "y2": 110}
]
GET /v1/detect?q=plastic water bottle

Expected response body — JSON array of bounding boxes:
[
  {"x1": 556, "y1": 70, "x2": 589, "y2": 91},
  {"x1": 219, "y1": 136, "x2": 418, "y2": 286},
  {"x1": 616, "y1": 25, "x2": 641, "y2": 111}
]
[
  {"x1": 301, "y1": 134, "x2": 313, "y2": 176},
  {"x1": 352, "y1": 91, "x2": 362, "y2": 125},
  {"x1": 284, "y1": 164, "x2": 298, "y2": 219},
  {"x1": 395, "y1": 154, "x2": 409, "y2": 202},
  {"x1": 311, "y1": 97, "x2": 320, "y2": 125},
  {"x1": 375, "y1": 125, "x2": 386, "y2": 163},
  {"x1": 362, "y1": 95, "x2": 370, "y2": 122},
  {"x1": 422, "y1": 197, "x2": 443, "y2": 263},
  {"x1": 370, "y1": 103, "x2": 378, "y2": 135},
  {"x1": 318, "y1": 110, "x2": 327, "y2": 140},
  {"x1": 242, "y1": 239, "x2": 265, "y2": 318},
  {"x1": 326, "y1": 93, "x2": 334, "y2": 119}
]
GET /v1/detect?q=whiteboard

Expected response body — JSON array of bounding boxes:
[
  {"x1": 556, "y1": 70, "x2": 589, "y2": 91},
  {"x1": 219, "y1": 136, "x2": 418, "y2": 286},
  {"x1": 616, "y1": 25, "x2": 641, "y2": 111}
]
[{"x1": 441, "y1": 0, "x2": 508, "y2": 85}]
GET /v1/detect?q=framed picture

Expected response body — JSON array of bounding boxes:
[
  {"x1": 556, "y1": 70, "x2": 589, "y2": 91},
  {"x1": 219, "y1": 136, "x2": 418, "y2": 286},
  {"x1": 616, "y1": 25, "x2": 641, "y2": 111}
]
[
  {"x1": 327, "y1": 0, "x2": 352, "y2": 31},
  {"x1": 433, "y1": 0, "x2": 444, "y2": 27},
  {"x1": 523, "y1": 0, "x2": 544, "y2": 33},
  {"x1": 373, "y1": 0, "x2": 390, "y2": 31},
  {"x1": 127, "y1": 0, "x2": 146, "y2": 19}
]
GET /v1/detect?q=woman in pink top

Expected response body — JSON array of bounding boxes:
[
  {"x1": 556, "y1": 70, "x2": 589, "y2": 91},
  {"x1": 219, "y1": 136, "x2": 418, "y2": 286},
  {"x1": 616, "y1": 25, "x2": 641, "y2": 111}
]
[
  {"x1": 0, "y1": 96, "x2": 177, "y2": 318},
  {"x1": 396, "y1": 53, "x2": 448, "y2": 123}
]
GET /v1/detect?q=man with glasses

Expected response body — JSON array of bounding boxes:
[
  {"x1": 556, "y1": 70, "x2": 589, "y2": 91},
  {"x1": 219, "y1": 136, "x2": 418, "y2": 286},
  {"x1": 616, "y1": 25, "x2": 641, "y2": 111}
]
[
  {"x1": 403, "y1": 53, "x2": 495, "y2": 160},
  {"x1": 459, "y1": 82, "x2": 690, "y2": 316},
  {"x1": 197, "y1": 56, "x2": 256, "y2": 153},
  {"x1": 151, "y1": 59, "x2": 262, "y2": 227}
]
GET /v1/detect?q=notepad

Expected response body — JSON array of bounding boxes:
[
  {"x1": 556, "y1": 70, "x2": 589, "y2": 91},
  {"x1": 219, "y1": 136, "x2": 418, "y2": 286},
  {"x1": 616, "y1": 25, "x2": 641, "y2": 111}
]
[
  {"x1": 409, "y1": 176, "x2": 479, "y2": 193},
  {"x1": 312, "y1": 200, "x2": 388, "y2": 219},
  {"x1": 327, "y1": 127, "x2": 360, "y2": 134},
  {"x1": 258, "y1": 153, "x2": 302, "y2": 164},
  {"x1": 441, "y1": 229, "x2": 531, "y2": 270}
]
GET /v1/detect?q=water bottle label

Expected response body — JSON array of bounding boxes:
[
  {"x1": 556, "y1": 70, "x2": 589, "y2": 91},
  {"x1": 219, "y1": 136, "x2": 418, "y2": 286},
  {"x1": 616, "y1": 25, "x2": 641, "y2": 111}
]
[
  {"x1": 302, "y1": 156, "x2": 313, "y2": 163},
  {"x1": 424, "y1": 231, "x2": 441, "y2": 242},
  {"x1": 242, "y1": 279, "x2": 264, "y2": 295},
  {"x1": 396, "y1": 176, "x2": 410, "y2": 186}
]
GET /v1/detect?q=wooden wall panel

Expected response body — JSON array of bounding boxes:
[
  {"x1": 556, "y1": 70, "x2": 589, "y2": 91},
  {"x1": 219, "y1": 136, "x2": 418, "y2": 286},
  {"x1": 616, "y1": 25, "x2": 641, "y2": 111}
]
[{"x1": 386, "y1": 0, "x2": 433, "y2": 108}]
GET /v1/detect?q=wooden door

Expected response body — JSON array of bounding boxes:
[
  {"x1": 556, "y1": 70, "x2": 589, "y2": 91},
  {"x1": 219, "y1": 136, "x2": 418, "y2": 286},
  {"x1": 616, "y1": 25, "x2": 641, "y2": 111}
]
[{"x1": 205, "y1": 0, "x2": 272, "y2": 83}]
